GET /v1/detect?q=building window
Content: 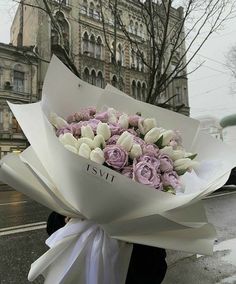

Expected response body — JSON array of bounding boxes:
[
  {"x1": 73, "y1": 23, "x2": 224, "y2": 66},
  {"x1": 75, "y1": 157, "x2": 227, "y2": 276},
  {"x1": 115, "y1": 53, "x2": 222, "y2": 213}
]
[
  {"x1": 0, "y1": 110, "x2": 3, "y2": 125},
  {"x1": 82, "y1": 32, "x2": 89, "y2": 54},
  {"x1": 94, "y1": 5, "x2": 100, "y2": 20},
  {"x1": 89, "y1": 34, "x2": 96, "y2": 57},
  {"x1": 97, "y1": 71, "x2": 104, "y2": 88},
  {"x1": 89, "y1": 2, "x2": 94, "y2": 17},
  {"x1": 91, "y1": 70, "x2": 96, "y2": 85},
  {"x1": 131, "y1": 49, "x2": 136, "y2": 69},
  {"x1": 13, "y1": 70, "x2": 24, "y2": 92},
  {"x1": 137, "y1": 81, "x2": 142, "y2": 100},
  {"x1": 129, "y1": 20, "x2": 134, "y2": 33},
  {"x1": 111, "y1": 75, "x2": 118, "y2": 88},
  {"x1": 83, "y1": 68, "x2": 90, "y2": 83},
  {"x1": 53, "y1": 11, "x2": 70, "y2": 51},
  {"x1": 142, "y1": 82, "x2": 147, "y2": 101},
  {"x1": 135, "y1": 22, "x2": 138, "y2": 35},
  {"x1": 132, "y1": 80, "x2": 137, "y2": 99},
  {"x1": 96, "y1": 36, "x2": 102, "y2": 59},
  {"x1": 117, "y1": 44, "x2": 124, "y2": 66},
  {"x1": 81, "y1": 0, "x2": 87, "y2": 14}
]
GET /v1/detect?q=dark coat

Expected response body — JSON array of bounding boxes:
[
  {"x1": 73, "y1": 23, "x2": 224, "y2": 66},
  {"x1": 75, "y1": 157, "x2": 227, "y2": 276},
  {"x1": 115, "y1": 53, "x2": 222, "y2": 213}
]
[{"x1": 47, "y1": 212, "x2": 167, "y2": 284}]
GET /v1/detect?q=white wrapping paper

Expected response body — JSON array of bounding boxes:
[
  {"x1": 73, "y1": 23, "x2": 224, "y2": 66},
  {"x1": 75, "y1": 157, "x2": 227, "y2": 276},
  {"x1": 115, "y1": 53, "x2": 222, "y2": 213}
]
[{"x1": 0, "y1": 56, "x2": 235, "y2": 283}]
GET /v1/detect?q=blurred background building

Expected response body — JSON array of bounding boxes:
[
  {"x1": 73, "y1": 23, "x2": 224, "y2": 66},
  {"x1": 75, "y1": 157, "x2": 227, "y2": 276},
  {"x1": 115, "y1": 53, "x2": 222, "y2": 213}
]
[{"x1": 0, "y1": 0, "x2": 190, "y2": 157}]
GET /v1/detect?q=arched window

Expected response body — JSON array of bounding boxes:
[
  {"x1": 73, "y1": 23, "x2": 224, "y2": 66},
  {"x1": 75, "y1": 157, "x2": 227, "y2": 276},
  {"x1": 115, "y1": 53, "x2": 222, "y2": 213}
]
[
  {"x1": 129, "y1": 20, "x2": 134, "y2": 33},
  {"x1": 81, "y1": 0, "x2": 87, "y2": 14},
  {"x1": 54, "y1": 11, "x2": 70, "y2": 51},
  {"x1": 83, "y1": 68, "x2": 90, "y2": 83},
  {"x1": 96, "y1": 71, "x2": 104, "y2": 88},
  {"x1": 137, "y1": 81, "x2": 142, "y2": 100},
  {"x1": 135, "y1": 22, "x2": 138, "y2": 35},
  {"x1": 96, "y1": 36, "x2": 102, "y2": 59},
  {"x1": 142, "y1": 82, "x2": 147, "y2": 101},
  {"x1": 140, "y1": 24, "x2": 143, "y2": 38},
  {"x1": 89, "y1": 2, "x2": 94, "y2": 17},
  {"x1": 91, "y1": 69, "x2": 96, "y2": 85},
  {"x1": 94, "y1": 5, "x2": 100, "y2": 20},
  {"x1": 89, "y1": 34, "x2": 96, "y2": 57},
  {"x1": 111, "y1": 75, "x2": 118, "y2": 88},
  {"x1": 82, "y1": 32, "x2": 89, "y2": 54},
  {"x1": 13, "y1": 64, "x2": 24, "y2": 92},
  {"x1": 131, "y1": 49, "x2": 135, "y2": 68},
  {"x1": 111, "y1": 41, "x2": 115, "y2": 63},
  {"x1": 132, "y1": 80, "x2": 137, "y2": 99},
  {"x1": 117, "y1": 43, "x2": 123, "y2": 66}
]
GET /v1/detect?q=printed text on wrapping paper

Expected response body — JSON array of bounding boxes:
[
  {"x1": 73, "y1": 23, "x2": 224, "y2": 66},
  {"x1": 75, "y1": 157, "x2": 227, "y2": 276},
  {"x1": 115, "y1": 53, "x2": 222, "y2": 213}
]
[{"x1": 86, "y1": 164, "x2": 116, "y2": 184}]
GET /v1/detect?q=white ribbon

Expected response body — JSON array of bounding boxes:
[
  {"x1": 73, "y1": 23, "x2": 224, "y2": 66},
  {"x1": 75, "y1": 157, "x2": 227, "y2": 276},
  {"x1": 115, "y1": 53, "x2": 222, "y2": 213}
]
[{"x1": 28, "y1": 219, "x2": 133, "y2": 284}]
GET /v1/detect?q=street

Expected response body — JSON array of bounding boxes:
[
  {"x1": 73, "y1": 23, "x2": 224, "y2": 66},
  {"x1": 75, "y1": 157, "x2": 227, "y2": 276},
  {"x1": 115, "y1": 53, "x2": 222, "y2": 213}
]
[{"x1": 0, "y1": 185, "x2": 236, "y2": 284}]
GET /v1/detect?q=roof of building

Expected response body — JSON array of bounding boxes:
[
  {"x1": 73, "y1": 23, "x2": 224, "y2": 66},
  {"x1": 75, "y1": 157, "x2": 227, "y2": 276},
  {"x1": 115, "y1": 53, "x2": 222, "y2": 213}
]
[{"x1": 220, "y1": 114, "x2": 236, "y2": 128}]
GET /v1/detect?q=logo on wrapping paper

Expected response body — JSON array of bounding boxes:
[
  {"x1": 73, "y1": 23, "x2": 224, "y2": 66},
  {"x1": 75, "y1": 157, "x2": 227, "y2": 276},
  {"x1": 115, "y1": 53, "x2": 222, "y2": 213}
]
[{"x1": 85, "y1": 164, "x2": 116, "y2": 183}]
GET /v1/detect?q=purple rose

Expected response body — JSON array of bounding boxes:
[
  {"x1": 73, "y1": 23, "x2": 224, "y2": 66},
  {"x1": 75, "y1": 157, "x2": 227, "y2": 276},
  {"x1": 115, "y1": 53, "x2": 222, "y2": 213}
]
[
  {"x1": 121, "y1": 166, "x2": 134, "y2": 179},
  {"x1": 133, "y1": 161, "x2": 162, "y2": 189},
  {"x1": 95, "y1": 111, "x2": 109, "y2": 122},
  {"x1": 106, "y1": 135, "x2": 120, "y2": 145},
  {"x1": 142, "y1": 144, "x2": 159, "y2": 157},
  {"x1": 138, "y1": 154, "x2": 160, "y2": 172},
  {"x1": 109, "y1": 123, "x2": 123, "y2": 135},
  {"x1": 87, "y1": 119, "x2": 100, "y2": 133},
  {"x1": 56, "y1": 125, "x2": 73, "y2": 137},
  {"x1": 162, "y1": 171, "x2": 181, "y2": 190},
  {"x1": 128, "y1": 115, "x2": 143, "y2": 127},
  {"x1": 104, "y1": 145, "x2": 128, "y2": 170},
  {"x1": 159, "y1": 154, "x2": 173, "y2": 172},
  {"x1": 132, "y1": 135, "x2": 145, "y2": 146}
]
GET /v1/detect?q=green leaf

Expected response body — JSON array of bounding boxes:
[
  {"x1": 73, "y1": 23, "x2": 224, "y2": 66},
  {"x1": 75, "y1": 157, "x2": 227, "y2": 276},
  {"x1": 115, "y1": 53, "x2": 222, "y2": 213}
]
[
  {"x1": 176, "y1": 169, "x2": 188, "y2": 176},
  {"x1": 186, "y1": 153, "x2": 197, "y2": 160},
  {"x1": 155, "y1": 135, "x2": 163, "y2": 148},
  {"x1": 163, "y1": 186, "x2": 176, "y2": 195}
]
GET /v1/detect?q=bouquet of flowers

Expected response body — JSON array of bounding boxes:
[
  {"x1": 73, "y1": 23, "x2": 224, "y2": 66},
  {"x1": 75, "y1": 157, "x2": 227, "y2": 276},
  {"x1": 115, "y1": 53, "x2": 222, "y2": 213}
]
[
  {"x1": 52, "y1": 105, "x2": 199, "y2": 195},
  {"x1": 0, "y1": 56, "x2": 235, "y2": 284}
]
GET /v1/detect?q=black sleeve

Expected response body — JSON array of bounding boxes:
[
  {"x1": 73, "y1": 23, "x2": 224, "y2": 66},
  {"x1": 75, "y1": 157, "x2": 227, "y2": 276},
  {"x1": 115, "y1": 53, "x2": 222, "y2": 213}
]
[
  {"x1": 126, "y1": 244, "x2": 167, "y2": 284},
  {"x1": 46, "y1": 211, "x2": 66, "y2": 236}
]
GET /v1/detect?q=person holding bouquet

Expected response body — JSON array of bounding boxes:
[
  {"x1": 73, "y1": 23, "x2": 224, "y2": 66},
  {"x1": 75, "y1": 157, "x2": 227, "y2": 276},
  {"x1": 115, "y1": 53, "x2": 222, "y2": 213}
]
[{"x1": 47, "y1": 212, "x2": 167, "y2": 284}]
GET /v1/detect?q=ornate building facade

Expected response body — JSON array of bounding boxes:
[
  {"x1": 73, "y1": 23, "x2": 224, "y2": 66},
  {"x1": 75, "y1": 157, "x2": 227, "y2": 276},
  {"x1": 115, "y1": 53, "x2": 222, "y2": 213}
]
[
  {"x1": 10, "y1": 0, "x2": 189, "y2": 115},
  {"x1": 0, "y1": 43, "x2": 39, "y2": 158}
]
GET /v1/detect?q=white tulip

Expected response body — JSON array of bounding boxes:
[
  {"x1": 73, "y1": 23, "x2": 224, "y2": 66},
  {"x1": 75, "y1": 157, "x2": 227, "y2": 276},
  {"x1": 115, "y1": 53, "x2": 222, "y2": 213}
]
[
  {"x1": 144, "y1": 127, "x2": 161, "y2": 144},
  {"x1": 117, "y1": 131, "x2": 133, "y2": 151},
  {"x1": 64, "y1": 144, "x2": 78, "y2": 154},
  {"x1": 143, "y1": 118, "x2": 157, "y2": 132},
  {"x1": 59, "y1": 133, "x2": 78, "y2": 148},
  {"x1": 96, "y1": 122, "x2": 111, "y2": 141},
  {"x1": 162, "y1": 130, "x2": 175, "y2": 146},
  {"x1": 159, "y1": 146, "x2": 174, "y2": 158},
  {"x1": 174, "y1": 158, "x2": 192, "y2": 172},
  {"x1": 81, "y1": 125, "x2": 94, "y2": 139},
  {"x1": 77, "y1": 137, "x2": 94, "y2": 149},
  {"x1": 118, "y1": 114, "x2": 129, "y2": 129},
  {"x1": 172, "y1": 150, "x2": 185, "y2": 161},
  {"x1": 93, "y1": 134, "x2": 106, "y2": 149},
  {"x1": 90, "y1": 148, "x2": 105, "y2": 164},
  {"x1": 78, "y1": 143, "x2": 91, "y2": 159},
  {"x1": 138, "y1": 118, "x2": 157, "y2": 135},
  {"x1": 108, "y1": 108, "x2": 118, "y2": 124},
  {"x1": 129, "y1": 144, "x2": 142, "y2": 159}
]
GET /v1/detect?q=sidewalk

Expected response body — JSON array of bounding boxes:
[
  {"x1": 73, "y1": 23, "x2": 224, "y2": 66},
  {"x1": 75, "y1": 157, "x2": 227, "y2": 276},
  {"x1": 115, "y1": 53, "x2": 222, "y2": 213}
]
[{"x1": 163, "y1": 191, "x2": 236, "y2": 284}]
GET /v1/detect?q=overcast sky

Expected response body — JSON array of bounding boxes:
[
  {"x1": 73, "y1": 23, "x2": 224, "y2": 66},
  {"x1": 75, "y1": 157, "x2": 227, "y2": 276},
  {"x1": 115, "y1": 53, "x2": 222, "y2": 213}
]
[{"x1": 0, "y1": 0, "x2": 236, "y2": 121}]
